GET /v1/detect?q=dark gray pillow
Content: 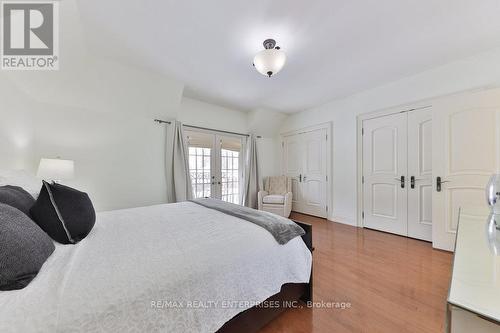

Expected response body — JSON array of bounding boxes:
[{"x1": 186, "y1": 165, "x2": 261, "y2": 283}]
[
  {"x1": 0, "y1": 203, "x2": 55, "y2": 291},
  {"x1": 0, "y1": 185, "x2": 35, "y2": 216},
  {"x1": 30, "y1": 181, "x2": 96, "y2": 244}
]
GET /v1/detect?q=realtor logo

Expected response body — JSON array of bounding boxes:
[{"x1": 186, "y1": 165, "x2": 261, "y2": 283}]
[{"x1": 1, "y1": 1, "x2": 59, "y2": 70}]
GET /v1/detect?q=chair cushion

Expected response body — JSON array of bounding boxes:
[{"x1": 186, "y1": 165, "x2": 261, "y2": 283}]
[
  {"x1": 262, "y1": 194, "x2": 285, "y2": 204},
  {"x1": 267, "y1": 176, "x2": 288, "y2": 195}
]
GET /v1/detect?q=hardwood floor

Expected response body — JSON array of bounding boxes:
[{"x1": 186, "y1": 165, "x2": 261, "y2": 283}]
[{"x1": 259, "y1": 213, "x2": 453, "y2": 333}]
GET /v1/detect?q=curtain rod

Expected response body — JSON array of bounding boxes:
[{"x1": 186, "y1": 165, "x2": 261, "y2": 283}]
[{"x1": 154, "y1": 119, "x2": 261, "y2": 138}]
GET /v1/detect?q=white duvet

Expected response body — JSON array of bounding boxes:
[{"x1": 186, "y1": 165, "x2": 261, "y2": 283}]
[{"x1": 0, "y1": 202, "x2": 312, "y2": 333}]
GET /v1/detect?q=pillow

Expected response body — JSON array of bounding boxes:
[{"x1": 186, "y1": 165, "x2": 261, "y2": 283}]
[
  {"x1": 0, "y1": 185, "x2": 35, "y2": 216},
  {"x1": 0, "y1": 170, "x2": 42, "y2": 199},
  {"x1": 0, "y1": 203, "x2": 55, "y2": 291},
  {"x1": 30, "y1": 181, "x2": 96, "y2": 244}
]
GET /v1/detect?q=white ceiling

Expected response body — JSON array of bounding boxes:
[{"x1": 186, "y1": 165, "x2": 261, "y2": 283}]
[{"x1": 76, "y1": 0, "x2": 500, "y2": 113}]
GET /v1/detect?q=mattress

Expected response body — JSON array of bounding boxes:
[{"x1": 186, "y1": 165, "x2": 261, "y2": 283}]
[{"x1": 0, "y1": 202, "x2": 312, "y2": 333}]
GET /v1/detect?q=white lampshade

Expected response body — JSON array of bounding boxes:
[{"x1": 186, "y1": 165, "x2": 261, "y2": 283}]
[
  {"x1": 253, "y1": 48, "x2": 287, "y2": 77},
  {"x1": 37, "y1": 158, "x2": 75, "y2": 181}
]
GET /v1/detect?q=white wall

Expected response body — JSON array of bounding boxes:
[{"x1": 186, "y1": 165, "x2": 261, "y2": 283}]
[
  {"x1": 247, "y1": 108, "x2": 288, "y2": 184},
  {"x1": 179, "y1": 97, "x2": 248, "y2": 133},
  {"x1": 281, "y1": 47, "x2": 500, "y2": 225},
  {"x1": 0, "y1": 0, "x2": 184, "y2": 211},
  {"x1": 0, "y1": 58, "x2": 184, "y2": 212}
]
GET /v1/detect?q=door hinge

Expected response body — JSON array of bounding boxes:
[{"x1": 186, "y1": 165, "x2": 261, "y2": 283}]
[
  {"x1": 362, "y1": 176, "x2": 364, "y2": 184},
  {"x1": 326, "y1": 205, "x2": 328, "y2": 212},
  {"x1": 326, "y1": 175, "x2": 328, "y2": 181},
  {"x1": 282, "y1": 142, "x2": 284, "y2": 148},
  {"x1": 362, "y1": 128, "x2": 364, "y2": 135},
  {"x1": 326, "y1": 134, "x2": 328, "y2": 141},
  {"x1": 362, "y1": 211, "x2": 365, "y2": 219}
]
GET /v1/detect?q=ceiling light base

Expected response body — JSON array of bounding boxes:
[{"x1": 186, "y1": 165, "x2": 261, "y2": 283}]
[{"x1": 263, "y1": 39, "x2": 276, "y2": 49}]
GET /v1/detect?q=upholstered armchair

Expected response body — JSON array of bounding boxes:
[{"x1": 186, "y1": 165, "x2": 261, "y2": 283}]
[{"x1": 258, "y1": 176, "x2": 293, "y2": 218}]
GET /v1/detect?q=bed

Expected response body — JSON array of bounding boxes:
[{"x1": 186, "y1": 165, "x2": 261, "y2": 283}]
[{"x1": 0, "y1": 201, "x2": 312, "y2": 333}]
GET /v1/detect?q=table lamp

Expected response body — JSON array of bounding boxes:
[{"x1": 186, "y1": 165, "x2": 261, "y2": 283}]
[{"x1": 37, "y1": 158, "x2": 75, "y2": 183}]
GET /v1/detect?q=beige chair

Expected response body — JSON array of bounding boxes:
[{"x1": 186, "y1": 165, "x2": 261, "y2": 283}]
[{"x1": 258, "y1": 176, "x2": 293, "y2": 217}]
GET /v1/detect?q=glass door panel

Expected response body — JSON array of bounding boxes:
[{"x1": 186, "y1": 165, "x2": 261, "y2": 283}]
[
  {"x1": 186, "y1": 130, "x2": 214, "y2": 199},
  {"x1": 220, "y1": 135, "x2": 242, "y2": 204}
]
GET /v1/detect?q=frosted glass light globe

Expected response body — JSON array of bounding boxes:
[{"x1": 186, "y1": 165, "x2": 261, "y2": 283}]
[{"x1": 253, "y1": 48, "x2": 287, "y2": 77}]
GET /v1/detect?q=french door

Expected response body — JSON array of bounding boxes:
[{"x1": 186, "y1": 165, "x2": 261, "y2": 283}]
[
  {"x1": 185, "y1": 130, "x2": 243, "y2": 204},
  {"x1": 362, "y1": 108, "x2": 433, "y2": 241},
  {"x1": 283, "y1": 128, "x2": 328, "y2": 218}
]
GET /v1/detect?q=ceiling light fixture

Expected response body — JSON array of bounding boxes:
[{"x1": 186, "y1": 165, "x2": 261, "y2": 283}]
[{"x1": 253, "y1": 39, "x2": 286, "y2": 78}]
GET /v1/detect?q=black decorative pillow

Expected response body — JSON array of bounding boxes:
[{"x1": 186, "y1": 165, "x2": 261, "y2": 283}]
[
  {"x1": 0, "y1": 203, "x2": 55, "y2": 290},
  {"x1": 0, "y1": 185, "x2": 35, "y2": 216},
  {"x1": 30, "y1": 181, "x2": 96, "y2": 244}
]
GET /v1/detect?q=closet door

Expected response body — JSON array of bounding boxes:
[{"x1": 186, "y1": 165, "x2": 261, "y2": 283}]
[
  {"x1": 407, "y1": 109, "x2": 433, "y2": 241},
  {"x1": 363, "y1": 113, "x2": 408, "y2": 236},
  {"x1": 283, "y1": 128, "x2": 328, "y2": 217},
  {"x1": 301, "y1": 128, "x2": 328, "y2": 217},
  {"x1": 432, "y1": 89, "x2": 500, "y2": 251}
]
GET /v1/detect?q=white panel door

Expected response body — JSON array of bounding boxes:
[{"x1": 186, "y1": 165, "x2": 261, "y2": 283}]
[
  {"x1": 432, "y1": 89, "x2": 500, "y2": 251},
  {"x1": 283, "y1": 128, "x2": 328, "y2": 218},
  {"x1": 363, "y1": 113, "x2": 408, "y2": 236},
  {"x1": 301, "y1": 129, "x2": 328, "y2": 217},
  {"x1": 407, "y1": 108, "x2": 433, "y2": 241}
]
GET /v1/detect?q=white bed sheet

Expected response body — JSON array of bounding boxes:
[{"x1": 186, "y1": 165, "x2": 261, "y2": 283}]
[{"x1": 0, "y1": 202, "x2": 312, "y2": 333}]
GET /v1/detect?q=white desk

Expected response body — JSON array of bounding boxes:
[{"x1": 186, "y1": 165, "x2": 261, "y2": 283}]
[{"x1": 447, "y1": 207, "x2": 500, "y2": 332}]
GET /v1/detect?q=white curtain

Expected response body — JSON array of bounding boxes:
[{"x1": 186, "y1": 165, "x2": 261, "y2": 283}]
[
  {"x1": 165, "y1": 121, "x2": 193, "y2": 203},
  {"x1": 242, "y1": 135, "x2": 259, "y2": 208}
]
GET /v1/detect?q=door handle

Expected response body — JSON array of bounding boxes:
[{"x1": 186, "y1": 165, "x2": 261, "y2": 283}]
[
  {"x1": 411, "y1": 176, "x2": 426, "y2": 189},
  {"x1": 436, "y1": 177, "x2": 450, "y2": 192},
  {"x1": 299, "y1": 174, "x2": 302, "y2": 182},
  {"x1": 394, "y1": 176, "x2": 405, "y2": 188},
  {"x1": 303, "y1": 175, "x2": 307, "y2": 181}
]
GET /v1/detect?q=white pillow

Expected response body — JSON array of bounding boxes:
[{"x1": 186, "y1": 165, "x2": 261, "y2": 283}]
[{"x1": 0, "y1": 170, "x2": 43, "y2": 199}]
